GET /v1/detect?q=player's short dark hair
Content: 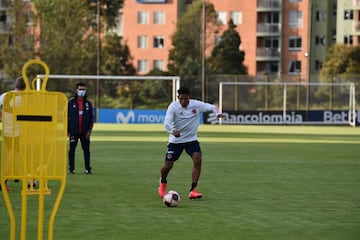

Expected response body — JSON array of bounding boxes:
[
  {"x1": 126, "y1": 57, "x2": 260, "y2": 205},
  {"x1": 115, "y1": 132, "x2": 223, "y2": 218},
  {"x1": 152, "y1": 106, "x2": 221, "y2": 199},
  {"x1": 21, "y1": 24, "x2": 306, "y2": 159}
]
[
  {"x1": 177, "y1": 86, "x2": 190, "y2": 95},
  {"x1": 76, "y1": 82, "x2": 86, "y2": 88},
  {"x1": 15, "y1": 77, "x2": 26, "y2": 90}
]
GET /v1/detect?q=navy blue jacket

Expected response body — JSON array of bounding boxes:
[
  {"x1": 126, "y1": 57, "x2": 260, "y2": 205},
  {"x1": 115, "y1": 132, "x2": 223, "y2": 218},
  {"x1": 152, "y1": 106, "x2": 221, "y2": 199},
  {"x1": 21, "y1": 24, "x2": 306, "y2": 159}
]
[{"x1": 68, "y1": 96, "x2": 94, "y2": 134}]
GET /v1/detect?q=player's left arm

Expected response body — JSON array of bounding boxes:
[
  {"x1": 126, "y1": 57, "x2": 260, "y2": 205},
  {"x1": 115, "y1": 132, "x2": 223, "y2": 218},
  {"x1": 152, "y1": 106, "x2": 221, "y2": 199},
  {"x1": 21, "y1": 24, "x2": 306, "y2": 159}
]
[
  {"x1": 206, "y1": 102, "x2": 223, "y2": 118},
  {"x1": 213, "y1": 106, "x2": 223, "y2": 118},
  {"x1": 199, "y1": 101, "x2": 223, "y2": 119}
]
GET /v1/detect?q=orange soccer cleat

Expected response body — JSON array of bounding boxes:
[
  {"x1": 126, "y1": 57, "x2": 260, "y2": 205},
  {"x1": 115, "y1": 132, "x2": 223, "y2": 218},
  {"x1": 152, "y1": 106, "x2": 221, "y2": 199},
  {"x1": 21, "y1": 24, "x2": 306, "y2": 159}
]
[
  {"x1": 189, "y1": 189, "x2": 203, "y2": 199},
  {"x1": 158, "y1": 179, "x2": 167, "y2": 198}
]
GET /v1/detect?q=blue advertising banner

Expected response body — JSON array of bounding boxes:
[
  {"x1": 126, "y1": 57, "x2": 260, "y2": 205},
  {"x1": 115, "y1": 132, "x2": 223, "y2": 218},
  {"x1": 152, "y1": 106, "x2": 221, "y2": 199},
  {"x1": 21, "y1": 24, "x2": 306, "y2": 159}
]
[
  {"x1": 203, "y1": 110, "x2": 359, "y2": 125},
  {"x1": 98, "y1": 109, "x2": 358, "y2": 125},
  {"x1": 98, "y1": 109, "x2": 205, "y2": 124},
  {"x1": 99, "y1": 109, "x2": 166, "y2": 124}
]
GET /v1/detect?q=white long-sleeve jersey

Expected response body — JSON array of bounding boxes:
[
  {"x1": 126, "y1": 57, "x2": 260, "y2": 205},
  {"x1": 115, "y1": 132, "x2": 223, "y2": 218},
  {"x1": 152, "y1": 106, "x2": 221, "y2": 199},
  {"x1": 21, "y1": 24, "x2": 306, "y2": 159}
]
[{"x1": 164, "y1": 99, "x2": 221, "y2": 143}]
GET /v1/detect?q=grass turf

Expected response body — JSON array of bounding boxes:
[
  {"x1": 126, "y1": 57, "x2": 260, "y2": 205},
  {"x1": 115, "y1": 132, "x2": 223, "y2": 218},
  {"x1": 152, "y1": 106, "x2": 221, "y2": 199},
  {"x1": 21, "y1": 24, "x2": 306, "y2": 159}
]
[{"x1": 0, "y1": 124, "x2": 360, "y2": 240}]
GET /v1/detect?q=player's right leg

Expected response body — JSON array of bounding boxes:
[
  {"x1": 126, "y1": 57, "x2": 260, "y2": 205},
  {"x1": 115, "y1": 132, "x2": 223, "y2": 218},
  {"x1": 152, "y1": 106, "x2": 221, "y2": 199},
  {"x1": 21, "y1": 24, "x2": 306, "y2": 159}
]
[
  {"x1": 158, "y1": 143, "x2": 180, "y2": 198},
  {"x1": 158, "y1": 161, "x2": 174, "y2": 198}
]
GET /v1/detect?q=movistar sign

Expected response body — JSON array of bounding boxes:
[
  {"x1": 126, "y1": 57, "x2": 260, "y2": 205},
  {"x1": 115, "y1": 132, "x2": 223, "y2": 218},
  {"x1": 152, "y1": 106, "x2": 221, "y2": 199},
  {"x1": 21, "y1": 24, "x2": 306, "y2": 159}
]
[{"x1": 99, "y1": 109, "x2": 166, "y2": 124}]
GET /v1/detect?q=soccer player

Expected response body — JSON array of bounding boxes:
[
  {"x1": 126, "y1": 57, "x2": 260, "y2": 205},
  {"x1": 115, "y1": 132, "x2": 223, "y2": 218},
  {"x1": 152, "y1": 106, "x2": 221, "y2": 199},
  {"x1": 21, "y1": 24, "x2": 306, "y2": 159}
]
[
  {"x1": 158, "y1": 86, "x2": 223, "y2": 199},
  {"x1": 0, "y1": 77, "x2": 26, "y2": 191}
]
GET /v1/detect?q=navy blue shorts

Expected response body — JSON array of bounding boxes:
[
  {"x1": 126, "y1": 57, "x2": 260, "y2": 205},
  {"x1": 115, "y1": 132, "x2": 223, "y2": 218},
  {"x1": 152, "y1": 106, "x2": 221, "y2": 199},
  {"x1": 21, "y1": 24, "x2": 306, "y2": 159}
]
[{"x1": 165, "y1": 140, "x2": 201, "y2": 161}]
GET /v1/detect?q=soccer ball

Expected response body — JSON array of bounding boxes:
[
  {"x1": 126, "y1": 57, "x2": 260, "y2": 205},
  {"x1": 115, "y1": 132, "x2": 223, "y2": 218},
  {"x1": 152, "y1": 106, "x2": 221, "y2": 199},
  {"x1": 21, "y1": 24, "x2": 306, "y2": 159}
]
[{"x1": 163, "y1": 190, "x2": 180, "y2": 207}]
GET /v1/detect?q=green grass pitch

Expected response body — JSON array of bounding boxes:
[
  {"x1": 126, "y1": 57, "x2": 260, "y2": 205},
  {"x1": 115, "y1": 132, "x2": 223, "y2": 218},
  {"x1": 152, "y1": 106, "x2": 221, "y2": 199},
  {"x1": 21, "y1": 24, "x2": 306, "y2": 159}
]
[{"x1": 0, "y1": 124, "x2": 360, "y2": 240}]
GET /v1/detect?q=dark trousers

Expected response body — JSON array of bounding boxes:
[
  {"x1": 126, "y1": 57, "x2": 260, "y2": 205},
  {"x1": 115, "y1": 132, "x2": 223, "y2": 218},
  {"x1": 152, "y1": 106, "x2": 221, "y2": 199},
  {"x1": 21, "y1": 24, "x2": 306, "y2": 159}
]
[{"x1": 68, "y1": 133, "x2": 91, "y2": 171}]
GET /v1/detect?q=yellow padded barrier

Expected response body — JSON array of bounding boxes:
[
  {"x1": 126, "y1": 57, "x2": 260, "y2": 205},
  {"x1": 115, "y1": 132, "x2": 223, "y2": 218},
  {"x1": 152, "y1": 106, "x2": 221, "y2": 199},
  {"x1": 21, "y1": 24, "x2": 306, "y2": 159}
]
[{"x1": 1, "y1": 59, "x2": 68, "y2": 240}]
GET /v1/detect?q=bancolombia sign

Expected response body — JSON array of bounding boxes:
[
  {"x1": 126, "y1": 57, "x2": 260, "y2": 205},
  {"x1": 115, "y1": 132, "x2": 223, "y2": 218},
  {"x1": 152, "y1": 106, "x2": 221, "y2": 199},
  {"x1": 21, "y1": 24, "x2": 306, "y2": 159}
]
[{"x1": 204, "y1": 110, "x2": 359, "y2": 125}]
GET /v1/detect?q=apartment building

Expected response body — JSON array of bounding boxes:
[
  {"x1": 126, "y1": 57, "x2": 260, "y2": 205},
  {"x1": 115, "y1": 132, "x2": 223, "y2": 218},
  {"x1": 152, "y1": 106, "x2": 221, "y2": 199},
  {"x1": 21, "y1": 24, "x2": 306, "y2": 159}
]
[
  {"x1": 0, "y1": 0, "x2": 38, "y2": 56},
  {"x1": 121, "y1": 0, "x2": 360, "y2": 81},
  {"x1": 1, "y1": 1, "x2": 359, "y2": 80},
  {"x1": 122, "y1": 0, "x2": 185, "y2": 74},
  {"x1": 337, "y1": 0, "x2": 360, "y2": 45},
  {"x1": 122, "y1": 0, "x2": 306, "y2": 78}
]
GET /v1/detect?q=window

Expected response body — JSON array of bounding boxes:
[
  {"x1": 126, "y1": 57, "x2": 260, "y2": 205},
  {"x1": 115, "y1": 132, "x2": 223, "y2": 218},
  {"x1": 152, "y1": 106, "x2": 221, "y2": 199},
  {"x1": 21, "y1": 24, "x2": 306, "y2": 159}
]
[
  {"x1": 137, "y1": 36, "x2": 149, "y2": 49},
  {"x1": 288, "y1": 60, "x2": 301, "y2": 74},
  {"x1": 230, "y1": 11, "x2": 242, "y2": 25},
  {"x1": 153, "y1": 11, "x2": 165, "y2": 24},
  {"x1": 288, "y1": 36, "x2": 302, "y2": 51},
  {"x1": 332, "y1": 4, "x2": 337, "y2": 16},
  {"x1": 289, "y1": 11, "x2": 303, "y2": 27},
  {"x1": 113, "y1": 13, "x2": 123, "y2": 34},
  {"x1": 264, "y1": 38, "x2": 279, "y2": 48},
  {"x1": 0, "y1": 10, "x2": 6, "y2": 24},
  {"x1": 344, "y1": 10, "x2": 354, "y2": 20},
  {"x1": 344, "y1": 35, "x2": 353, "y2": 45},
  {"x1": 315, "y1": 60, "x2": 323, "y2": 71},
  {"x1": 315, "y1": 35, "x2": 326, "y2": 46},
  {"x1": 215, "y1": 35, "x2": 222, "y2": 45},
  {"x1": 217, "y1": 11, "x2": 227, "y2": 24},
  {"x1": 137, "y1": 60, "x2": 149, "y2": 73},
  {"x1": 25, "y1": 11, "x2": 34, "y2": 26},
  {"x1": 153, "y1": 60, "x2": 165, "y2": 71},
  {"x1": 153, "y1": 36, "x2": 164, "y2": 48},
  {"x1": 332, "y1": 29, "x2": 337, "y2": 41},
  {"x1": 0, "y1": 0, "x2": 8, "y2": 8},
  {"x1": 138, "y1": 11, "x2": 149, "y2": 24},
  {"x1": 315, "y1": 11, "x2": 326, "y2": 21},
  {"x1": 265, "y1": 62, "x2": 279, "y2": 74},
  {"x1": 269, "y1": 62, "x2": 279, "y2": 73},
  {"x1": 266, "y1": 12, "x2": 279, "y2": 24}
]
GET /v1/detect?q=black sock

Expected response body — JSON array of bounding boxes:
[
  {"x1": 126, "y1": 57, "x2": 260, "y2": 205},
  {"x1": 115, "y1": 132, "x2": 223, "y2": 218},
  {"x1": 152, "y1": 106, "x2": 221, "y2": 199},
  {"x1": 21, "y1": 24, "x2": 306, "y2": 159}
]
[
  {"x1": 190, "y1": 182, "x2": 197, "y2": 191},
  {"x1": 160, "y1": 177, "x2": 167, "y2": 183}
]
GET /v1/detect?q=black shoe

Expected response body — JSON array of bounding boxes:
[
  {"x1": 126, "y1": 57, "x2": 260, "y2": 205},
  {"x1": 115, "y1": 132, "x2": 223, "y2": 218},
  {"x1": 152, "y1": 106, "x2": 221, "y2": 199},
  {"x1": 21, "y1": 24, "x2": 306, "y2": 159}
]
[
  {"x1": 84, "y1": 169, "x2": 92, "y2": 174},
  {"x1": 69, "y1": 170, "x2": 75, "y2": 174}
]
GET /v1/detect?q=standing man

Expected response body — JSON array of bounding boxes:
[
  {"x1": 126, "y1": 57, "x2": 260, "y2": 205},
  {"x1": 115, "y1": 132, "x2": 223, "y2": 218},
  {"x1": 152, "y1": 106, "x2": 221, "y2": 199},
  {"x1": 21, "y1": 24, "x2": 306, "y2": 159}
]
[
  {"x1": 0, "y1": 77, "x2": 26, "y2": 190},
  {"x1": 158, "y1": 86, "x2": 223, "y2": 199},
  {"x1": 68, "y1": 82, "x2": 94, "y2": 174}
]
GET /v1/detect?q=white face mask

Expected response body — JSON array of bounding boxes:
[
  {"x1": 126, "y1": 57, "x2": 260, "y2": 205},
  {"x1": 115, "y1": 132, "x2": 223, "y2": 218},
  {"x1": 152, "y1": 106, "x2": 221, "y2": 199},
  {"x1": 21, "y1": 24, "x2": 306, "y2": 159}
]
[{"x1": 77, "y1": 90, "x2": 86, "y2": 97}]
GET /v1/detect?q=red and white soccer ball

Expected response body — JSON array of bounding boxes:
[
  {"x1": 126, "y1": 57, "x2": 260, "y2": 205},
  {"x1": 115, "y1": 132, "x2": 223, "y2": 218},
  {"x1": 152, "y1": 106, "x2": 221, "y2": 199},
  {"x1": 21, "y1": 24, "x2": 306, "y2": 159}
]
[{"x1": 163, "y1": 190, "x2": 180, "y2": 207}]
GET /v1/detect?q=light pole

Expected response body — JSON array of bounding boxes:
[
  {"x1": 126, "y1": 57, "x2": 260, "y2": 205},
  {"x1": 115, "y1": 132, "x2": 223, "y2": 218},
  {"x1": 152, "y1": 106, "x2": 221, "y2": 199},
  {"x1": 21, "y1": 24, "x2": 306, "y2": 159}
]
[
  {"x1": 96, "y1": 0, "x2": 101, "y2": 121},
  {"x1": 201, "y1": 1, "x2": 206, "y2": 101}
]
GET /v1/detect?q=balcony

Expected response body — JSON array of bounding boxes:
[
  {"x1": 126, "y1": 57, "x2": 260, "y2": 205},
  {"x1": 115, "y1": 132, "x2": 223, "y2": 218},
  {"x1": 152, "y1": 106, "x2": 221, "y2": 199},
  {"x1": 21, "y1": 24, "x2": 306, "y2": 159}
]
[
  {"x1": 256, "y1": 47, "x2": 280, "y2": 61},
  {"x1": 257, "y1": 0, "x2": 281, "y2": 11},
  {"x1": 257, "y1": 23, "x2": 281, "y2": 35}
]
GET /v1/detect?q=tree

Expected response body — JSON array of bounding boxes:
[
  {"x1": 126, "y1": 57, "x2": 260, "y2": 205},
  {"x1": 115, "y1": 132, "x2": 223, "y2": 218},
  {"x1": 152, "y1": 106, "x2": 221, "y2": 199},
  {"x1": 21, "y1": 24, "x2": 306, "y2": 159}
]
[
  {"x1": 101, "y1": 34, "x2": 137, "y2": 107},
  {"x1": 88, "y1": 0, "x2": 124, "y2": 30},
  {"x1": 207, "y1": 19, "x2": 247, "y2": 74},
  {"x1": 320, "y1": 44, "x2": 360, "y2": 80},
  {"x1": 0, "y1": 1, "x2": 37, "y2": 79},
  {"x1": 317, "y1": 44, "x2": 360, "y2": 105},
  {"x1": 0, "y1": 0, "x2": 124, "y2": 81},
  {"x1": 167, "y1": 0, "x2": 217, "y2": 77},
  {"x1": 102, "y1": 35, "x2": 136, "y2": 76}
]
